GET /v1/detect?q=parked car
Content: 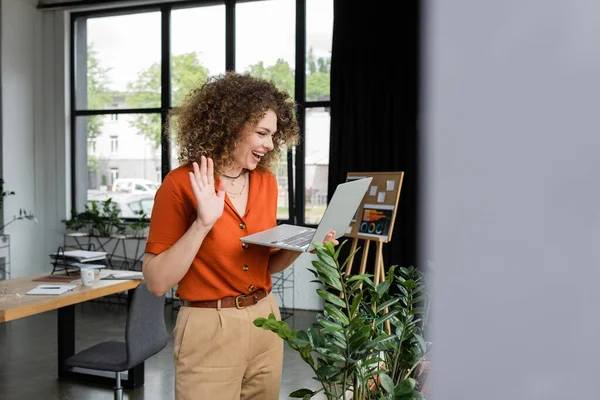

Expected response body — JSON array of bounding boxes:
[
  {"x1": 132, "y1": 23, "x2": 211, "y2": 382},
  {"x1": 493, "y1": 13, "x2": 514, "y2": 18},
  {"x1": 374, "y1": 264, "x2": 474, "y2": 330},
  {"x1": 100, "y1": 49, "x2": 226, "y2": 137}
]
[
  {"x1": 111, "y1": 178, "x2": 159, "y2": 194},
  {"x1": 87, "y1": 192, "x2": 155, "y2": 219}
]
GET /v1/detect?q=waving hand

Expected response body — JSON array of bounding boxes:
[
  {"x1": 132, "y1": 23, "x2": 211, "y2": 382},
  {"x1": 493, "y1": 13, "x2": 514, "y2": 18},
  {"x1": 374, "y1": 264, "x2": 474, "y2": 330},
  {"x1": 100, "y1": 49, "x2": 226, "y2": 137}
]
[{"x1": 189, "y1": 156, "x2": 226, "y2": 229}]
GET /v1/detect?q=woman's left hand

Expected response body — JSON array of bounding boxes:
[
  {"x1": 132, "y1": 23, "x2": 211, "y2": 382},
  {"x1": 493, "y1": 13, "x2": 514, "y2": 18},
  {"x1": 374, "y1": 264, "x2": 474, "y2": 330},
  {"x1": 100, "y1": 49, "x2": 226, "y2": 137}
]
[
  {"x1": 323, "y1": 230, "x2": 339, "y2": 246},
  {"x1": 309, "y1": 230, "x2": 339, "y2": 254}
]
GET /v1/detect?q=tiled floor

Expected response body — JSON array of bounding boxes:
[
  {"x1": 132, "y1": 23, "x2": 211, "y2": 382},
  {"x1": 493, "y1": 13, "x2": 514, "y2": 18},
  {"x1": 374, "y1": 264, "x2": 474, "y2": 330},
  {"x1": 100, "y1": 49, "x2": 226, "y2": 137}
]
[{"x1": 0, "y1": 299, "x2": 323, "y2": 399}]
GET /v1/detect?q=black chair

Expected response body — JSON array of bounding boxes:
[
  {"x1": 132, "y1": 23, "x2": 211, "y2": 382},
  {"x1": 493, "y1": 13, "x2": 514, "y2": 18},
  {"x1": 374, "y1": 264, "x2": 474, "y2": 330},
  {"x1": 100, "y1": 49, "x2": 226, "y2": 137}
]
[{"x1": 65, "y1": 282, "x2": 168, "y2": 400}]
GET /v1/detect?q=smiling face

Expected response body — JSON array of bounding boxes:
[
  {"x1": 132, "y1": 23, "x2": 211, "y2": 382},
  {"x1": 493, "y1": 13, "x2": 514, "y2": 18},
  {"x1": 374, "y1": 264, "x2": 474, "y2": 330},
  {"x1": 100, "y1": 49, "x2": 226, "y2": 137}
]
[{"x1": 229, "y1": 109, "x2": 277, "y2": 173}]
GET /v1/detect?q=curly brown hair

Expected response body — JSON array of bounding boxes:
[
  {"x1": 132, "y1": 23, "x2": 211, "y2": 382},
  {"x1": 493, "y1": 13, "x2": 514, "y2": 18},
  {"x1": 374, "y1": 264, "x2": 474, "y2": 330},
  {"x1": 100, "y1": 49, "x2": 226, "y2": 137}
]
[{"x1": 171, "y1": 72, "x2": 299, "y2": 172}]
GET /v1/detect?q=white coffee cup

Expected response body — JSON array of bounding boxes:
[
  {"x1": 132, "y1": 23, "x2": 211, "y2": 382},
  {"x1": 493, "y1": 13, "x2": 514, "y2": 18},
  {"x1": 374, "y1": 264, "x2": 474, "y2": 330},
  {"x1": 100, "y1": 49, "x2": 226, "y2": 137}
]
[{"x1": 80, "y1": 268, "x2": 95, "y2": 287}]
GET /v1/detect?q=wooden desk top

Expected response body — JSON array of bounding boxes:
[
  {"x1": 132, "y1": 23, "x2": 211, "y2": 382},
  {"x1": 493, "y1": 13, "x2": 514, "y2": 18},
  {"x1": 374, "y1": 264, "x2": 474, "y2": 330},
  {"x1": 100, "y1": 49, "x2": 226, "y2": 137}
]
[{"x1": 0, "y1": 270, "x2": 141, "y2": 323}]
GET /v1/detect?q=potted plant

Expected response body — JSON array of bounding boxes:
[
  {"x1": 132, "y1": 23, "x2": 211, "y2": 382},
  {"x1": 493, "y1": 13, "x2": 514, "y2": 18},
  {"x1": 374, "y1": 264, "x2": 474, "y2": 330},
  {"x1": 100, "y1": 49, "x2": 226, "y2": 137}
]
[
  {"x1": 0, "y1": 179, "x2": 38, "y2": 279},
  {"x1": 254, "y1": 241, "x2": 431, "y2": 399},
  {"x1": 128, "y1": 209, "x2": 149, "y2": 238},
  {"x1": 64, "y1": 198, "x2": 126, "y2": 237},
  {"x1": 0, "y1": 178, "x2": 37, "y2": 231}
]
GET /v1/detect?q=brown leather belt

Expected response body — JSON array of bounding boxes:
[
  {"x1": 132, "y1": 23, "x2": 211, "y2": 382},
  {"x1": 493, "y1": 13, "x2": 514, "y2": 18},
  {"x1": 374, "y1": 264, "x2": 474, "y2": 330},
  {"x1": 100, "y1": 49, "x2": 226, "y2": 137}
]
[{"x1": 183, "y1": 289, "x2": 271, "y2": 310}]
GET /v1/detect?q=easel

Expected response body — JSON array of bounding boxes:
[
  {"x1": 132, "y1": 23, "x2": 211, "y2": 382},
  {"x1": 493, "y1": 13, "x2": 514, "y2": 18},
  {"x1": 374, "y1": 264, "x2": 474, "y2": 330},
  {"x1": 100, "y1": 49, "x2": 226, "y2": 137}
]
[
  {"x1": 344, "y1": 237, "x2": 387, "y2": 285},
  {"x1": 343, "y1": 171, "x2": 404, "y2": 333}
]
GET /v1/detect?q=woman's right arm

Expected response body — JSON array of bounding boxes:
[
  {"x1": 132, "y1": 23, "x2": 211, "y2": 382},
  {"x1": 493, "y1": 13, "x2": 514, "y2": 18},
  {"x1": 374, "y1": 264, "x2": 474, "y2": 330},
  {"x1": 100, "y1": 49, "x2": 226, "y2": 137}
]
[
  {"x1": 142, "y1": 220, "x2": 211, "y2": 296},
  {"x1": 143, "y1": 156, "x2": 226, "y2": 296}
]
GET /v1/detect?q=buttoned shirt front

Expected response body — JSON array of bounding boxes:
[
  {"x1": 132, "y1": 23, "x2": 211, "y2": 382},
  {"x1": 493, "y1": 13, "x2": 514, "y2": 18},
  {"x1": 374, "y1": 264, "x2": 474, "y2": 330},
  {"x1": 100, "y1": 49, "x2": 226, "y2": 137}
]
[{"x1": 145, "y1": 164, "x2": 278, "y2": 301}]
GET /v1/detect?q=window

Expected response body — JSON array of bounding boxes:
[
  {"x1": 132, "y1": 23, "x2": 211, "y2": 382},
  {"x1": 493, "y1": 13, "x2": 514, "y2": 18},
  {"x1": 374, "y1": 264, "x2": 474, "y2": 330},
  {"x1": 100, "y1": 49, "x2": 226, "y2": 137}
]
[
  {"x1": 109, "y1": 168, "x2": 119, "y2": 185},
  {"x1": 304, "y1": 0, "x2": 333, "y2": 223},
  {"x1": 171, "y1": 6, "x2": 225, "y2": 107},
  {"x1": 71, "y1": 0, "x2": 332, "y2": 226},
  {"x1": 304, "y1": 107, "x2": 330, "y2": 224},
  {"x1": 109, "y1": 136, "x2": 118, "y2": 153},
  {"x1": 306, "y1": 0, "x2": 332, "y2": 102}
]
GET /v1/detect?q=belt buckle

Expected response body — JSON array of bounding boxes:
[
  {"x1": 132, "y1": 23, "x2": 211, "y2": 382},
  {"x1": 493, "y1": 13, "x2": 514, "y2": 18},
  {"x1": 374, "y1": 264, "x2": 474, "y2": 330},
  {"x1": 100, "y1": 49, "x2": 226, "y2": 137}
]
[{"x1": 234, "y1": 294, "x2": 247, "y2": 309}]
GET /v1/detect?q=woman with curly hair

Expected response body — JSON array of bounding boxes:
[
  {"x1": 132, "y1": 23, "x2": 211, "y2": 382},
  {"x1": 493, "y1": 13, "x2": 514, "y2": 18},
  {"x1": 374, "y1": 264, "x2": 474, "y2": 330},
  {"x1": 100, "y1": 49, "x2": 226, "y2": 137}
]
[{"x1": 142, "y1": 72, "x2": 337, "y2": 400}]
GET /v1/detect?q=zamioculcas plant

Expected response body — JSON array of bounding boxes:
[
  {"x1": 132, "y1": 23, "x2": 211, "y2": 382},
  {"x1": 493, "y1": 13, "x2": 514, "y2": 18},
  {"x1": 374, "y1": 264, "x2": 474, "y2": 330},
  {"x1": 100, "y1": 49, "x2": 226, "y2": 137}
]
[{"x1": 254, "y1": 241, "x2": 430, "y2": 399}]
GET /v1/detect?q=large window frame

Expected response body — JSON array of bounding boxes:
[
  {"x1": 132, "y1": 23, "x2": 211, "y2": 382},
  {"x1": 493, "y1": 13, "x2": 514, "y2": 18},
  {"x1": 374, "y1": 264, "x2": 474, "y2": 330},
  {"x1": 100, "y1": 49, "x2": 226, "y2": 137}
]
[{"x1": 70, "y1": 0, "x2": 331, "y2": 226}]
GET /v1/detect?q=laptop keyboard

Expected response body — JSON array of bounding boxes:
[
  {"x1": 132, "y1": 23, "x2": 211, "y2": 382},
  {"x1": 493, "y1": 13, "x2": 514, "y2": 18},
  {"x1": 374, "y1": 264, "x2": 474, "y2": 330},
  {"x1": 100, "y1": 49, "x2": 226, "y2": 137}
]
[{"x1": 272, "y1": 229, "x2": 315, "y2": 247}]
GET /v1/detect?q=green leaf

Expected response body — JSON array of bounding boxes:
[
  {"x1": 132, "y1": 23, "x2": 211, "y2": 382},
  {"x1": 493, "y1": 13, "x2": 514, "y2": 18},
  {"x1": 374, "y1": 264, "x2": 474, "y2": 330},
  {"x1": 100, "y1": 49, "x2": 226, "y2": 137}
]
[
  {"x1": 324, "y1": 240, "x2": 335, "y2": 254},
  {"x1": 371, "y1": 334, "x2": 397, "y2": 346},
  {"x1": 376, "y1": 309, "x2": 401, "y2": 327},
  {"x1": 349, "y1": 291, "x2": 363, "y2": 317},
  {"x1": 312, "y1": 260, "x2": 338, "y2": 276},
  {"x1": 289, "y1": 388, "x2": 315, "y2": 398},
  {"x1": 327, "y1": 331, "x2": 347, "y2": 347},
  {"x1": 322, "y1": 274, "x2": 344, "y2": 293},
  {"x1": 307, "y1": 328, "x2": 324, "y2": 347},
  {"x1": 385, "y1": 264, "x2": 398, "y2": 283},
  {"x1": 324, "y1": 304, "x2": 350, "y2": 325},
  {"x1": 299, "y1": 346, "x2": 315, "y2": 368},
  {"x1": 394, "y1": 377, "x2": 416, "y2": 395},
  {"x1": 349, "y1": 325, "x2": 372, "y2": 353},
  {"x1": 316, "y1": 365, "x2": 340, "y2": 377},
  {"x1": 317, "y1": 318, "x2": 343, "y2": 332},
  {"x1": 315, "y1": 348, "x2": 346, "y2": 362},
  {"x1": 253, "y1": 317, "x2": 266, "y2": 327},
  {"x1": 414, "y1": 333, "x2": 427, "y2": 354},
  {"x1": 346, "y1": 273, "x2": 373, "y2": 283},
  {"x1": 295, "y1": 331, "x2": 312, "y2": 347},
  {"x1": 410, "y1": 307, "x2": 426, "y2": 316},
  {"x1": 317, "y1": 289, "x2": 347, "y2": 308},
  {"x1": 396, "y1": 284, "x2": 409, "y2": 296},
  {"x1": 362, "y1": 276, "x2": 376, "y2": 291},
  {"x1": 262, "y1": 319, "x2": 280, "y2": 331},
  {"x1": 334, "y1": 239, "x2": 347, "y2": 260},
  {"x1": 315, "y1": 249, "x2": 335, "y2": 264},
  {"x1": 376, "y1": 281, "x2": 391, "y2": 299},
  {"x1": 276, "y1": 323, "x2": 294, "y2": 340},
  {"x1": 379, "y1": 373, "x2": 394, "y2": 393},
  {"x1": 310, "y1": 262, "x2": 344, "y2": 291},
  {"x1": 409, "y1": 295, "x2": 427, "y2": 305},
  {"x1": 376, "y1": 297, "x2": 401, "y2": 313}
]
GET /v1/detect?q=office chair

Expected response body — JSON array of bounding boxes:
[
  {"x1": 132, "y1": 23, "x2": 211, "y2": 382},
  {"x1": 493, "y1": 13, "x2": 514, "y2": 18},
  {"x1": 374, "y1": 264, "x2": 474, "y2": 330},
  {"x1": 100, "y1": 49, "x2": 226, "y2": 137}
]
[{"x1": 65, "y1": 282, "x2": 168, "y2": 400}]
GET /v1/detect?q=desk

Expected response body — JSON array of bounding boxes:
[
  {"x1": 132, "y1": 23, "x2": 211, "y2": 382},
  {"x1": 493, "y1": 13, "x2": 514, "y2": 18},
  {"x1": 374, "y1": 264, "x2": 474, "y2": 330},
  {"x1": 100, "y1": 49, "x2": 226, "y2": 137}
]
[{"x1": 0, "y1": 270, "x2": 143, "y2": 389}]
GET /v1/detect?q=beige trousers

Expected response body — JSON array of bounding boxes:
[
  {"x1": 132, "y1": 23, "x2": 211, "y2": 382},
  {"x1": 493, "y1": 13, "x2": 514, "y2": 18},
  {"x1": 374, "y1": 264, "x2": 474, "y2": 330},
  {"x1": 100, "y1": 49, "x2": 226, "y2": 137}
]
[{"x1": 173, "y1": 293, "x2": 283, "y2": 400}]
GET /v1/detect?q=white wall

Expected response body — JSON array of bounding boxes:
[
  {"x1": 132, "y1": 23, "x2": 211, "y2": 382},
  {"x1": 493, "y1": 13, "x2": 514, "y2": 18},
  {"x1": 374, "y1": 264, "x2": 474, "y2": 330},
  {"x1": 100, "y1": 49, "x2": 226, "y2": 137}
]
[
  {"x1": 2, "y1": 0, "x2": 40, "y2": 277},
  {"x1": 279, "y1": 253, "x2": 324, "y2": 311},
  {"x1": 424, "y1": 1, "x2": 600, "y2": 398},
  {"x1": 1, "y1": 0, "x2": 67, "y2": 278}
]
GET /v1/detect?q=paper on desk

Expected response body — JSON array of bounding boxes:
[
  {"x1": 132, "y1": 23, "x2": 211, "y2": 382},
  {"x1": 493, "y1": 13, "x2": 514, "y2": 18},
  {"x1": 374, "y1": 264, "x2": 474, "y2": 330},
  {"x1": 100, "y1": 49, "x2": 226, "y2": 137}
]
[
  {"x1": 69, "y1": 262, "x2": 106, "y2": 270},
  {"x1": 102, "y1": 271, "x2": 144, "y2": 280},
  {"x1": 26, "y1": 284, "x2": 77, "y2": 295}
]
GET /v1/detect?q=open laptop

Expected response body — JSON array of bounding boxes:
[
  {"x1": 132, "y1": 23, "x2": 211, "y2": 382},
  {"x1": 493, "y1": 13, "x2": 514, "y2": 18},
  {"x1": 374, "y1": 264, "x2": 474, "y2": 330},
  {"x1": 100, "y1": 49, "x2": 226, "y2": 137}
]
[{"x1": 240, "y1": 177, "x2": 372, "y2": 252}]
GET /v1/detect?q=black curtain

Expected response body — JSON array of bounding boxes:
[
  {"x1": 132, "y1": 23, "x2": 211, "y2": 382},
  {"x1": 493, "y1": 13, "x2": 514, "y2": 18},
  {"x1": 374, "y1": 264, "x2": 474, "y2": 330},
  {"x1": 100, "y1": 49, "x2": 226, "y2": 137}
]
[{"x1": 329, "y1": 0, "x2": 421, "y2": 272}]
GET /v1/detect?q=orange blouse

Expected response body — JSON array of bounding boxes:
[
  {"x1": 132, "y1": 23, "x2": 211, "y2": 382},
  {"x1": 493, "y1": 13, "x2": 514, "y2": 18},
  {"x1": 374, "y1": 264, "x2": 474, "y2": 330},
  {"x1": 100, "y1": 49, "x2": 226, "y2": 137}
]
[{"x1": 144, "y1": 164, "x2": 278, "y2": 301}]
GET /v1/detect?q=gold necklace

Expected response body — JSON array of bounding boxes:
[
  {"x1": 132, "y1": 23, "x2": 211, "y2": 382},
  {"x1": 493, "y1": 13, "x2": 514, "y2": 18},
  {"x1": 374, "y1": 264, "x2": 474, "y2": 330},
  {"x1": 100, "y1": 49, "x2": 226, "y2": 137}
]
[
  {"x1": 221, "y1": 169, "x2": 246, "y2": 186},
  {"x1": 225, "y1": 174, "x2": 247, "y2": 198}
]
